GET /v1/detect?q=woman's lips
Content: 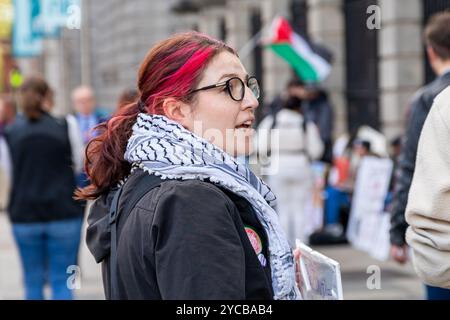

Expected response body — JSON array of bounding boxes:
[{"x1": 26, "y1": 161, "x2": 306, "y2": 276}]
[
  {"x1": 234, "y1": 127, "x2": 255, "y2": 136},
  {"x1": 235, "y1": 118, "x2": 255, "y2": 129}
]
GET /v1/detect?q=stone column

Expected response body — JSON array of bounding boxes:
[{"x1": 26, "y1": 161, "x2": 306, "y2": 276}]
[
  {"x1": 307, "y1": 0, "x2": 346, "y2": 137},
  {"x1": 43, "y1": 38, "x2": 69, "y2": 116},
  {"x1": 378, "y1": 0, "x2": 423, "y2": 140},
  {"x1": 80, "y1": 0, "x2": 91, "y2": 86},
  {"x1": 225, "y1": 0, "x2": 254, "y2": 71},
  {"x1": 198, "y1": 7, "x2": 224, "y2": 40},
  {"x1": 171, "y1": 13, "x2": 199, "y2": 33},
  {"x1": 87, "y1": 0, "x2": 174, "y2": 110}
]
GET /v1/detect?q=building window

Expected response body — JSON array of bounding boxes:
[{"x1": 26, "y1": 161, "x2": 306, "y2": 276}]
[
  {"x1": 344, "y1": 0, "x2": 380, "y2": 133},
  {"x1": 290, "y1": 0, "x2": 308, "y2": 37}
]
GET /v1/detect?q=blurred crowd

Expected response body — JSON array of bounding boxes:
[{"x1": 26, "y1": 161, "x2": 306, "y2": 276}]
[
  {"x1": 0, "y1": 79, "x2": 137, "y2": 300},
  {"x1": 0, "y1": 9, "x2": 450, "y2": 301},
  {"x1": 250, "y1": 11, "x2": 450, "y2": 301}
]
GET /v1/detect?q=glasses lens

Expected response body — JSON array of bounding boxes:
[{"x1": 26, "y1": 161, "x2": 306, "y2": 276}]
[
  {"x1": 228, "y1": 77, "x2": 245, "y2": 101},
  {"x1": 248, "y1": 77, "x2": 260, "y2": 99}
]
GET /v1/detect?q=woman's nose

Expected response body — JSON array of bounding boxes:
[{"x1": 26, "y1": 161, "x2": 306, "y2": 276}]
[{"x1": 242, "y1": 86, "x2": 259, "y2": 110}]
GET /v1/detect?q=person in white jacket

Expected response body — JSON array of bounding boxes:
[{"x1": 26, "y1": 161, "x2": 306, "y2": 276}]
[
  {"x1": 0, "y1": 95, "x2": 15, "y2": 209},
  {"x1": 0, "y1": 135, "x2": 12, "y2": 209},
  {"x1": 406, "y1": 86, "x2": 450, "y2": 290},
  {"x1": 256, "y1": 96, "x2": 324, "y2": 244}
]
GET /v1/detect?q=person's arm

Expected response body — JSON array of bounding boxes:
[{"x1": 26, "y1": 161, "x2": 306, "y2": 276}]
[
  {"x1": 390, "y1": 92, "x2": 428, "y2": 247},
  {"x1": 0, "y1": 136, "x2": 12, "y2": 184},
  {"x1": 304, "y1": 121, "x2": 324, "y2": 161},
  {"x1": 316, "y1": 98, "x2": 334, "y2": 142},
  {"x1": 406, "y1": 87, "x2": 450, "y2": 288},
  {"x1": 66, "y1": 114, "x2": 84, "y2": 174},
  {"x1": 153, "y1": 181, "x2": 246, "y2": 299}
]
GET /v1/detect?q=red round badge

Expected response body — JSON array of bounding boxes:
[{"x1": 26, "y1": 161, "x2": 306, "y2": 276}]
[{"x1": 245, "y1": 227, "x2": 262, "y2": 255}]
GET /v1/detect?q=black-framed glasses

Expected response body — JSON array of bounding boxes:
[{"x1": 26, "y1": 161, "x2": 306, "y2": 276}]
[{"x1": 190, "y1": 76, "x2": 260, "y2": 101}]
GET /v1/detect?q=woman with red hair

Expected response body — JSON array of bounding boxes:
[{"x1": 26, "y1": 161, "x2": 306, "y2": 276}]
[{"x1": 81, "y1": 32, "x2": 300, "y2": 300}]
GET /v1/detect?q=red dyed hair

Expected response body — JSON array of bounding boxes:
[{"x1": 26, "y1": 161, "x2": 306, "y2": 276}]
[{"x1": 76, "y1": 32, "x2": 237, "y2": 200}]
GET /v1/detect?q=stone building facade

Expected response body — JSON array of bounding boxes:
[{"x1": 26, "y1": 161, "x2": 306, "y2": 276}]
[{"x1": 18, "y1": 0, "x2": 449, "y2": 140}]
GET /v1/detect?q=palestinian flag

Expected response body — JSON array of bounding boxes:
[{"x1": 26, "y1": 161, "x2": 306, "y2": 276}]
[{"x1": 266, "y1": 17, "x2": 331, "y2": 83}]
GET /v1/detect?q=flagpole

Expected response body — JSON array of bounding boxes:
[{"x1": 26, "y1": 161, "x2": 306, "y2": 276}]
[
  {"x1": 238, "y1": 26, "x2": 264, "y2": 60},
  {"x1": 237, "y1": 15, "x2": 279, "y2": 60}
]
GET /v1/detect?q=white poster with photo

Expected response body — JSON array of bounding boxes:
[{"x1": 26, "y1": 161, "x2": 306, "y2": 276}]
[
  {"x1": 296, "y1": 240, "x2": 344, "y2": 300},
  {"x1": 346, "y1": 157, "x2": 393, "y2": 259},
  {"x1": 369, "y1": 212, "x2": 392, "y2": 261}
]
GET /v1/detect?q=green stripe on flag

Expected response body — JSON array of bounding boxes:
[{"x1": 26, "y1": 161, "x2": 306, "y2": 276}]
[{"x1": 268, "y1": 43, "x2": 319, "y2": 82}]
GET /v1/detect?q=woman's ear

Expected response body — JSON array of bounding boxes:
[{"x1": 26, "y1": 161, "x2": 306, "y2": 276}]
[{"x1": 162, "y1": 98, "x2": 193, "y2": 128}]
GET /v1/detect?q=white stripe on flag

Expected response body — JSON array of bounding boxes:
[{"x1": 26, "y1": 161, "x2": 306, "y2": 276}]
[{"x1": 291, "y1": 33, "x2": 331, "y2": 82}]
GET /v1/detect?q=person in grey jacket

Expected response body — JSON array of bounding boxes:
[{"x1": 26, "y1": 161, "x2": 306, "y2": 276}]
[{"x1": 389, "y1": 12, "x2": 450, "y2": 300}]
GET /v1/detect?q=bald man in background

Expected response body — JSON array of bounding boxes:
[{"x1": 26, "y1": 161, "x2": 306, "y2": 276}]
[{"x1": 71, "y1": 86, "x2": 109, "y2": 187}]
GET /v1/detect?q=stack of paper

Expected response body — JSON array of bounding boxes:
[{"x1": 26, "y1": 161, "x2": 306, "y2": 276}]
[{"x1": 295, "y1": 240, "x2": 344, "y2": 300}]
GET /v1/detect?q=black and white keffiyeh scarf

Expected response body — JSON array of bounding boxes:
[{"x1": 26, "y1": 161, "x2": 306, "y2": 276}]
[{"x1": 124, "y1": 113, "x2": 300, "y2": 300}]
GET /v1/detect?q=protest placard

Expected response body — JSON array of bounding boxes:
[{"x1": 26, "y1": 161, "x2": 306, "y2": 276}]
[
  {"x1": 346, "y1": 157, "x2": 393, "y2": 260},
  {"x1": 296, "y1": 240, "x2": 344, "y2": 300}
]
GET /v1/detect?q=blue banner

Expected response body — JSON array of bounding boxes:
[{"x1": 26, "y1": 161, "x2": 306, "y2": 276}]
[
  {"x1": 35, "y1": 0, "x2": 80, "y2": 38},
  {"x1": 12, "y1": 0, "x2": 42, "y2": 57},
  {"x1": 12, "y1": 0, "x2": 80, "y2": 57}
]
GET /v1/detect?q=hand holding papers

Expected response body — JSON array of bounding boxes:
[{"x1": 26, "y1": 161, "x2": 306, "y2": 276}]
[{"x1": 295, "y1": 240, "x2": 344, "y2": 300}]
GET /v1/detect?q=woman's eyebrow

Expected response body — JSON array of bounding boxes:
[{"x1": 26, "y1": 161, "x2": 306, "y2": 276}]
[{"x1": 218, "y1": 73, "x2": 249, "y2": 82}]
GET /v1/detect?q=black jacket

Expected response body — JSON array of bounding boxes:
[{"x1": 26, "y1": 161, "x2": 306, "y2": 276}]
[
  {"x1": 86, "y1": 169, "x2": 274, "y2": 300},
  {"x1": 4, "y1": 113, "x2": 84, "y2": 223},
  {"x1": 390, "y1": 72, "x2": 450, "y2": 246}
]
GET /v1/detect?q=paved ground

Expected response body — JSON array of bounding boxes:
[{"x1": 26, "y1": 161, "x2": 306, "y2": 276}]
[
  {"x1": 0, "y1": 211, "x2": 424, "y2": 300},
  {"x1": 318, "y1": 245, "x2": 424, "y2": 299}
]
